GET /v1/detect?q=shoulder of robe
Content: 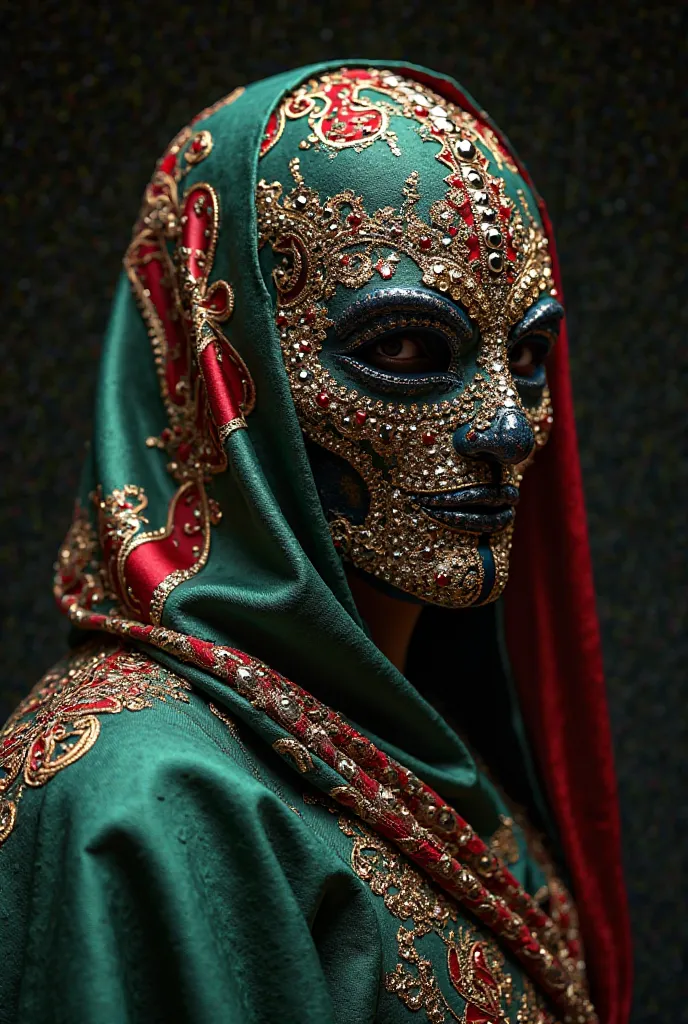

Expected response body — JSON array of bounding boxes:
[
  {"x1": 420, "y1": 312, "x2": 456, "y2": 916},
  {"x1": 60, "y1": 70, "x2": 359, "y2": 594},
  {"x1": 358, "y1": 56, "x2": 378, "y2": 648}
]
[{"x1": 0, "y1": 639, "x2": 308, "y2": 856}]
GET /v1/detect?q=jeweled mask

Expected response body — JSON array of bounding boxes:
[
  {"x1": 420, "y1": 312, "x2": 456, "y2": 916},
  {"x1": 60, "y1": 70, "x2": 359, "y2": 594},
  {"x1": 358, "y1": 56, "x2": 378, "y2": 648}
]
[{"x1": 257, "y1": 68, "x2": 561, "y2": 608}]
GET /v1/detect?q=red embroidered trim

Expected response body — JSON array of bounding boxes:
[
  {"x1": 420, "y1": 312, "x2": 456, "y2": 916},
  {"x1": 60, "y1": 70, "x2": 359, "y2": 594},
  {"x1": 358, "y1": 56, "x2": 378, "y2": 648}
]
[{"x1": 101, "y1": 95, "x2": 257, "y2": 625}]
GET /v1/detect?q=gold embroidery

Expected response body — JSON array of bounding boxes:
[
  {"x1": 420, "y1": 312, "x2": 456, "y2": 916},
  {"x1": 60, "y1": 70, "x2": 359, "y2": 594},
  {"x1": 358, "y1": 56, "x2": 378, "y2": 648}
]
[
  {"x1": 338, "y1": 814, "x2": 559, "y2": 1024},
  {"x1": 273, "y1": 737, "x2": 313, "y2": 773},
  {"x1": 113, "y1": 109, "x2": 256, "y2": 621},
  {"x1": 0, "y1": 644, "x2": 191, "y2": 848},
  {"x1": 490, "y1": 814, "x2": 521, "y2": 866},
  {"x1": 279, "y1": 69, "x2": 517, "y2": 170},
  {"x1": 209, "y1": 701, "x2": 241, "y2": 739},
  {"x1": 53, "y1": 501, "x2": 113, "y2": 611}
]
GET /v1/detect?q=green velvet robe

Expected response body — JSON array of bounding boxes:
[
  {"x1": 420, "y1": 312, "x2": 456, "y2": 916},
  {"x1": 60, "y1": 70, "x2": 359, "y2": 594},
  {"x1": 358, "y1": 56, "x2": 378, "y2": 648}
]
[{"x1": 0, "y1": 641, "x2": 567, "y2": 1023}]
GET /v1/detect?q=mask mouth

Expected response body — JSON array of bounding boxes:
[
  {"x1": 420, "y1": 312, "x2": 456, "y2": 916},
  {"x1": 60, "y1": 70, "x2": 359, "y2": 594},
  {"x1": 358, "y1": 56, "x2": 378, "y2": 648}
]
[{"x1": 407, "y1": 484, "x2": 519, "y2": 534}]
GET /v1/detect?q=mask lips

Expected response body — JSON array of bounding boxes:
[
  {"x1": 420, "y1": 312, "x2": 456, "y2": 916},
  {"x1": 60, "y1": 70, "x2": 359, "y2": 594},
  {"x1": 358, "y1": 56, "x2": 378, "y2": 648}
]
[{"x1": 407, "y1": 483, "x2": 519, "y2": 533}]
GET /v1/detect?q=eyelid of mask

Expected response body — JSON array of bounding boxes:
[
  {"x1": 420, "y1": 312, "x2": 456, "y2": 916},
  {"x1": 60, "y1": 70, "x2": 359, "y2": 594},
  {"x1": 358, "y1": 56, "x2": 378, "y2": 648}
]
[
  {"x1": 332, "y1": 288, "x2": 473, "y2": 397},
  {"x1": 335, "y1": 348, "x2": 458, "y2": 397},
  {"x1": 336, "y1": 321, "x2": 460, "y2": 396}
]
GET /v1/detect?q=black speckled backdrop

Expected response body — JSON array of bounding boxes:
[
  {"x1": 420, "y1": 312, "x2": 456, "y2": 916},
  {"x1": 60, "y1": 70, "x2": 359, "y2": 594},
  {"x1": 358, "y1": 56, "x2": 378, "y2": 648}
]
[{"x1": 1, "y1": 0, "x2": 686, "y2": 1018}]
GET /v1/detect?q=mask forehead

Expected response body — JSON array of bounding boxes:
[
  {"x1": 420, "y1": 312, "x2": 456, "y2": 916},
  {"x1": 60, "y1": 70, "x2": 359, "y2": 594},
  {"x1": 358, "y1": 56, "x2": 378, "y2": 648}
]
[{"x1": 258, "y1": 67, "x2": 554, "y2": 332}]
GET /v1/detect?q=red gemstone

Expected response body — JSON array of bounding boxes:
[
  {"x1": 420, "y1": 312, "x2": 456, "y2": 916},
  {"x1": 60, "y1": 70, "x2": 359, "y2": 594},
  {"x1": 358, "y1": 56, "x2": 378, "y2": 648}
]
[
  {"x1": 450, "y1": 175, "x2": 464, "y2": 188},
  {"x1": 347, "y1": 213, "x2": 362, "y2": 227},
  {"x1": 177, "y1": 442, "x2": 191, "y2": 462},
  {"x1": 299, "y1": 341, "x2": 311, "y2": 352},
  {"x1": 435, "y1": 572, "x2": 450, "y2": 587},
  {"x1": 304, "y1": 309, "x2": 317, "y2": 324},
  {"x1": 316, "y1": 392, "x2": 331, "y2": 408},
  {"x1": 377, "y1": 263, "x2": 393, "y2": 280},
  {"x1": 430, "y1": 125, "x2": 443, "y2": 135},
  {"x1": 161, "y1": 428, "x2": 172, "y2": 442},
  {"x1": 419, "y1": 236, "x2": 432, "y2": 251},
  {"x1": 421, "y1": 431, "x2": 436, "y2": 446},
  {"x1": 339, "y1": 255, "x2": 351, "y2": 266},
  {"x1": 355, "y1": 409, "x2": 367, "y2": 425},
  {"x1": 414, "y1": 105, "x2": 428, "y2": 117},
  {"x1": 276, "y1": 313, "x2": 288, "y2": 327},
  {"x1": 160, "y1": 153, "x2": 177, "y2": 174},
  {"x1": 448, "y1": 225, "x2": 459, "y2": 237},
  {"x1": 191, "y1": 137, "x2": 203, "y2": 152}
]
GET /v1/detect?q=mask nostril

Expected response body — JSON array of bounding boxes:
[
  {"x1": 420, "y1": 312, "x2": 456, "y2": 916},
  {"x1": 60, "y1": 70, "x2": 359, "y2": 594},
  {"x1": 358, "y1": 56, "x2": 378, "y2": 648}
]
[{"x1": 452, "y1": 408, "x2": 535, "y2": 465}]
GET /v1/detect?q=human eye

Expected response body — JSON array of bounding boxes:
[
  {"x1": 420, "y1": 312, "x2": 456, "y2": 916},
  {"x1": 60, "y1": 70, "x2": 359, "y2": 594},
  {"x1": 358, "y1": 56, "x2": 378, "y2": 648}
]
[
  {"x1": 335, "y1": 322, "x2": 459, "y2": 397},
  {"x1": 508, "y1": 334, "x2": 550, "y2": 380},
  {"x1": 358, "y1": 329, "x2": 452, "y2": 374},
  {"x1": 508, "y1": 297, "x2": 562, "y2": 398}
]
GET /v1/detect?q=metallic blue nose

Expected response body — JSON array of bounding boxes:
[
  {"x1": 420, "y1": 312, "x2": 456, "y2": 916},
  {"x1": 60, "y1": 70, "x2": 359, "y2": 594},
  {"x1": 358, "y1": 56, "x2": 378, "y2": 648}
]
[{"x1": 452, "y1": 407, "x2": 535, "y2": 465}]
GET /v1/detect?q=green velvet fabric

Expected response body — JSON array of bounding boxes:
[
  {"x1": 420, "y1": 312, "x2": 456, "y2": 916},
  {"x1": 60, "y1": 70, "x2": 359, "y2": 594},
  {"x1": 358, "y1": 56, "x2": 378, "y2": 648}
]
[
  {"x1": 0, "y1": 653, "x2": 549, "y2": 1023},
  {"x1": 89, "y1": 61, "x2": 509, "y2": 806}
]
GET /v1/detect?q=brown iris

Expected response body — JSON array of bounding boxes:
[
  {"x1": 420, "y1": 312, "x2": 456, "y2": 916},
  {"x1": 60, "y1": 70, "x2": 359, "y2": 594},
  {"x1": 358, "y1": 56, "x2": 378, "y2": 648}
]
[
  {"x1": 363, "y1": 330, "x2": 451, "y2": 374},
  {"x1": 508, "y1": 339, "x2": 547, "y2": 378}
]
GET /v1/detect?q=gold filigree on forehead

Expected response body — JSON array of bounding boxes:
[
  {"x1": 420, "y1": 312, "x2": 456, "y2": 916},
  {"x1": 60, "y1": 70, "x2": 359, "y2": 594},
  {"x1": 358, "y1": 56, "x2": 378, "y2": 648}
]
[
  {"x1": 262, "y1": 67, "x2": 520, "y2": 174},
  {"x1": 258, "y1": 151, "x2": 553, "y2": 345},
  {"x1": 260, "y1": 73, "x2": 555, "y2": 327}
]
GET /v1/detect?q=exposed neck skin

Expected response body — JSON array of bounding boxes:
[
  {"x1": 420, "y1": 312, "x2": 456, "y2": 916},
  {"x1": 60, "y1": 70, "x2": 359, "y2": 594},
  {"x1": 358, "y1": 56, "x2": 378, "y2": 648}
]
[{"x1": 346, "y1": 567, "x2": 424, "y2": 673}]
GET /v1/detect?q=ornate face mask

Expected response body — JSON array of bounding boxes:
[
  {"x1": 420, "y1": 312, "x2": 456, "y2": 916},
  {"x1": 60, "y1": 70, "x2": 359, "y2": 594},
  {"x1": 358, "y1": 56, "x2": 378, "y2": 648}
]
[{"x1": 257, "y1": 68, "x2": 562, "y2": 608}]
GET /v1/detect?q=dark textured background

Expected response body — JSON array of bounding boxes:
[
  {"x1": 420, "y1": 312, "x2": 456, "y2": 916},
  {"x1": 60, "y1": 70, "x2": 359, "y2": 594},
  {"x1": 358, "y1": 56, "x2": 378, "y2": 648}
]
[{"x1": 1, "y1": 0, "x2": 685, "y2": 1018}]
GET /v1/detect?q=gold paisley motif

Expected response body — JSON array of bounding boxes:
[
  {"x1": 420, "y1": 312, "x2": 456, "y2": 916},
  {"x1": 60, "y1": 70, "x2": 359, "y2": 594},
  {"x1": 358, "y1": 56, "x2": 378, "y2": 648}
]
[{"x1": 0, "y1": 643, "x2": 191, "y2": 848}]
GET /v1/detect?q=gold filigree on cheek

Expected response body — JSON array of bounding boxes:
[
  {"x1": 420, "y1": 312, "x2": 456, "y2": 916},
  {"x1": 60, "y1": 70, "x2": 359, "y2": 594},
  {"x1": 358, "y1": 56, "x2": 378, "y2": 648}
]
[{"x1": 256, "y1": 72, "x2": 557, "y2": 608}]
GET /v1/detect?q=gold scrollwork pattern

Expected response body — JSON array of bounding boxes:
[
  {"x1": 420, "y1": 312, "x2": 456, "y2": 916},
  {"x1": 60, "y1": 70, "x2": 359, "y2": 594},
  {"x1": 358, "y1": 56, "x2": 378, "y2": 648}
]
[
  {"x1": 339, "y1": 814, "x2": 560, "y2": 1024},
  {"x1": 0, "y1": 644, "x2": 191, "y2": 848}
]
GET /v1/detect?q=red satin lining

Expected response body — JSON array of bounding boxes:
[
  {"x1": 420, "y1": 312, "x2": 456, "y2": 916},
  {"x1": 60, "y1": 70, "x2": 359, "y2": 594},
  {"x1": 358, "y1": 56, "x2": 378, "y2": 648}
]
[
  {"x1": 397, "y1": 66, "x2": 633, "y2": 1024},
  {"x1": 199, "y1": 342, "x2": 242, "y2": 425}
]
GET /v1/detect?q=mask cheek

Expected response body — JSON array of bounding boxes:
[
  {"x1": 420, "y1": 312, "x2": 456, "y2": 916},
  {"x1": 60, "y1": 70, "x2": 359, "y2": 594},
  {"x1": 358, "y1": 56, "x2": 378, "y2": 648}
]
[{"x1": 304, "y1": 438, "x2": 371, "y2": 525}]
